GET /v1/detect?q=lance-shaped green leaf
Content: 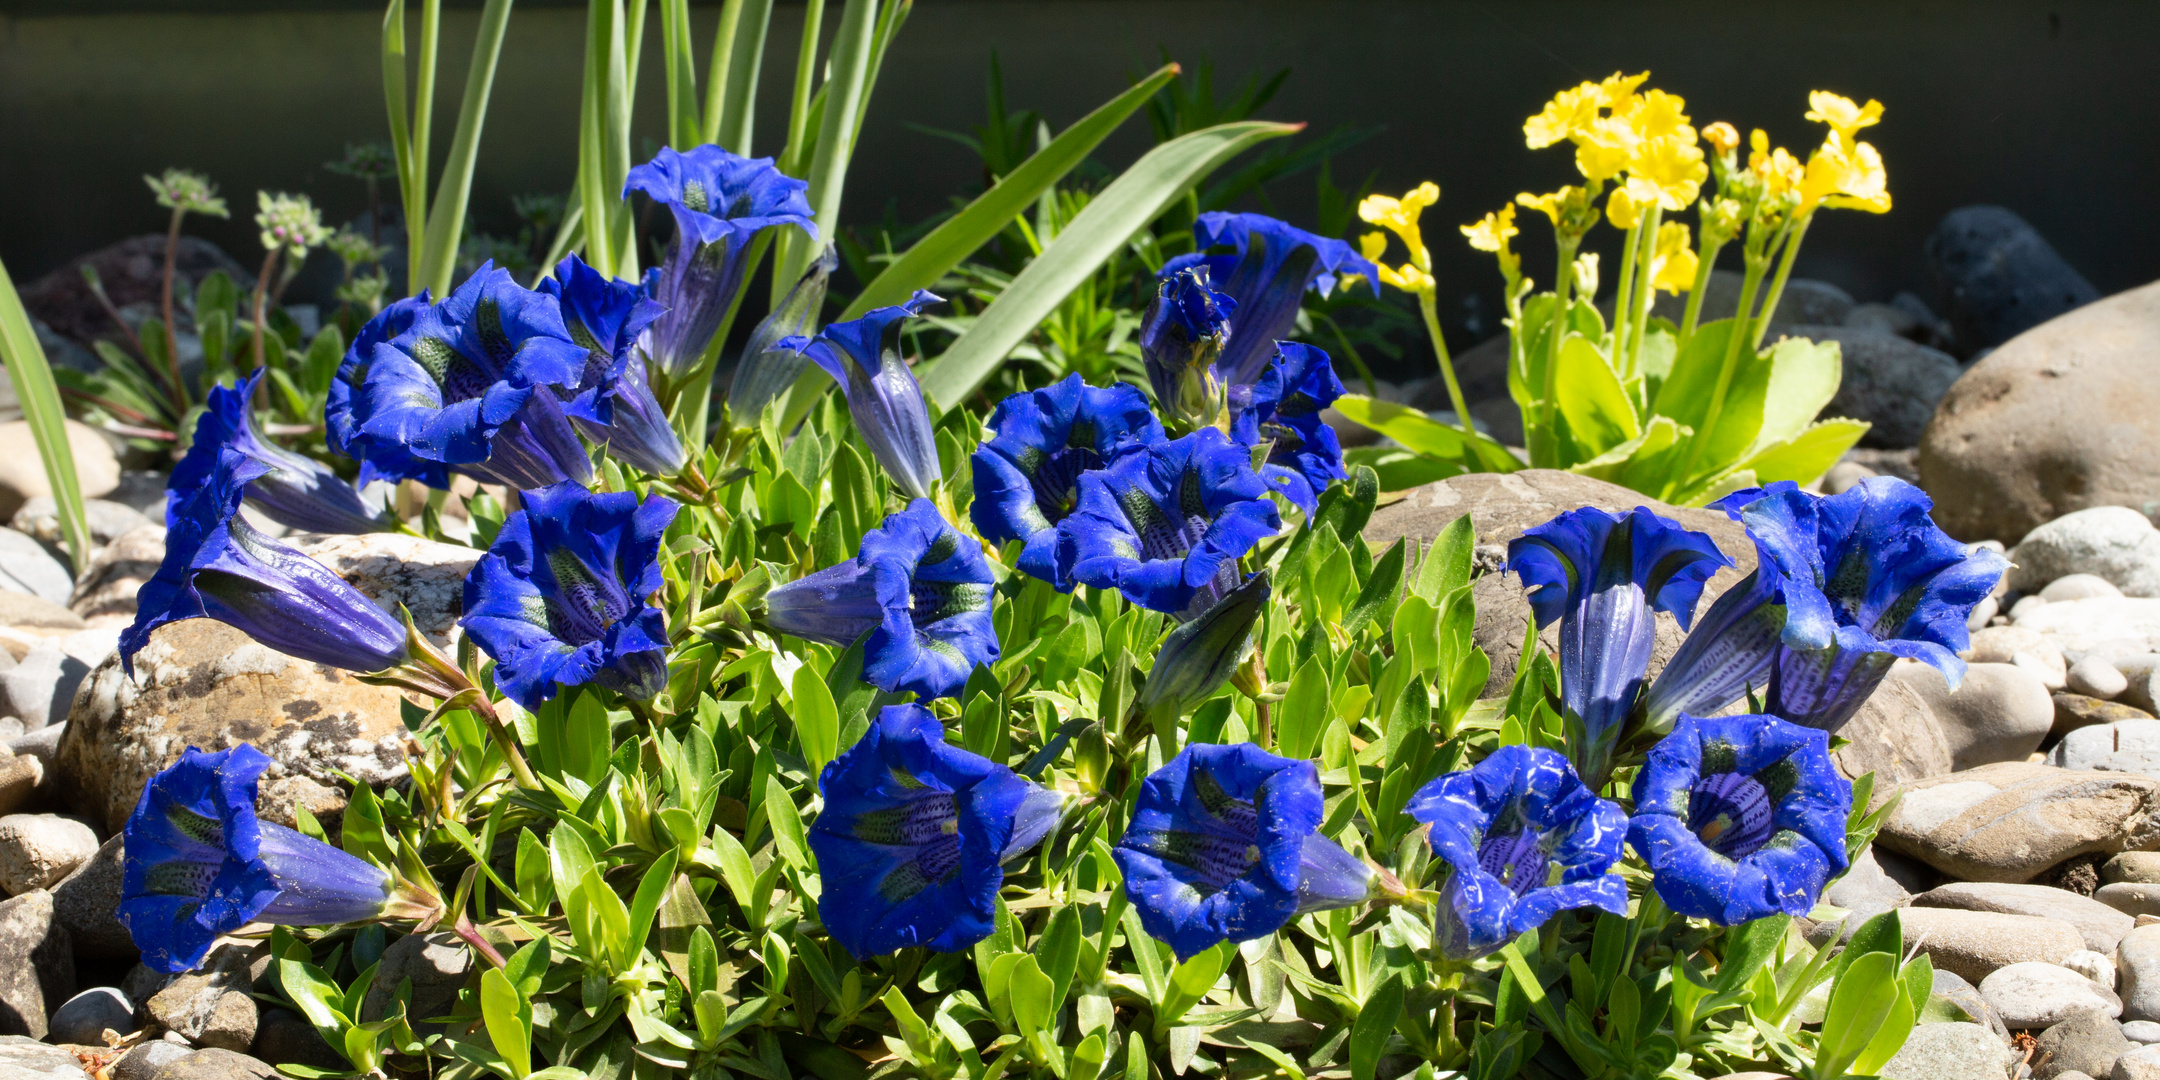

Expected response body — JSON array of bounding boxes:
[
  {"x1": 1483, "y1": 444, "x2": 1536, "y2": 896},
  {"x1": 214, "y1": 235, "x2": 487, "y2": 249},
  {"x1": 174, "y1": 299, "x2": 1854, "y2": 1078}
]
[{"x1": 0, "y1": 257, "x2": 88, "y2": 569}]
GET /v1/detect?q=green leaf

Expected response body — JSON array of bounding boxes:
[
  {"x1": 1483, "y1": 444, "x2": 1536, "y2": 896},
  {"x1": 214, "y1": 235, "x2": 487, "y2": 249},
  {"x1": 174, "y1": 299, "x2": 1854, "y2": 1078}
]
[
  {"x1": 1413, "y1": 514, "x2": 1476, "y2": 602},
  {"x1": 1738, "y1": 417, "x2": 1871, "y2": 487},
  {"x1": 1350, "y1": 974, "x2": 1404, "y2": 1080},
  {"x1": 763, "y1": 778, "x2": 812, "y2": 872},
  {"x1": 582, "y1": 865, "x2": 634, "y2": 972},
  {"x1": 845, "y1": 63, "x2": 1180, "y2": 317},
  {"x1": 414, "y1": 0, "x2": 514, "y2": 295},
  {"x1": 791, "y1": 661, "x2": 839, "y2": 776},
  {"x1": 1553, "y1": 334, "x2": 1639, "y2": 456},
  {"x1": 625, "y1": 852, "x2": 680, "y2": 963},
  {"x1": 1276, "y1": 657, "x2": 1329, "y2": 761},
  {"x1": 1342, "y1": 538, "x2": 1405, "y2": 638},
  {"x1": 1712, "y1": 914, "x2": 1790, "y2": 995},
  {"x1": 549, "y1": 821, "x2": 597, "y2": 920},
  {"x1": 769, "y1": 0, "x2": 881, "y2": 292},
  {"x1": 1328, "y1": 395, "x2": 1521, "y2": 473},
  {"x1": 1007, "y1": 955, "x2": 1055, "y2": 1039},
  {"x1": 917, "y1": 120, "x2": 1302, "y2": 406},
  {"x1": 1817, "y1": 951, "x2": 1899, "y2": 1080},
  {"x1": 1851, "y1": 959, "x2": 1923, "y2": 1076},
  {"x1": 279, "y1": 958, "x2": 353, "y2": 1038},
  {"x1": 0, "y1": 257, "x2": 89, "y2": 569},
  {"x1": 480, "y1": 967, "x2": 531, "y2": 1079}
]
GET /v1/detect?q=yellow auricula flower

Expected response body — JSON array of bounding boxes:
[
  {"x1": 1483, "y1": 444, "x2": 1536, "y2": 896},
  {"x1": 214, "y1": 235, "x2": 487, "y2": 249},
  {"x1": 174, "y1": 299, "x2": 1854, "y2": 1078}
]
[
  {"x1": 1702, "y1": 121, "x2": 1740, "y2": 157},
  {"x1": 1626, "y1": 135, "x2": 1707, "y2": 210},
  {"x1": 1573, "y1": 115, "x2": 1637, "y2": 182},
  {"x1": 1606, "y1": 186, "x2": 1643, "y2": 230},
  {"x1": 1461, "y1": 204, "x2": 1519, "y2": 253},
  {"x1": 1525, "y1": 83, "x2": 1604, "y2": 149},
  {"x1": 1359, "y1": 182, "x2": 1440, "y2": 271},
  {"x1": 1623, "y1": 89, "x2": 1692, "y2": 142},
  {"x1": 1360, "y1": 231, "x2": 1435, "y2": 295},
  {"x1": 1515, "y1": 188, "x2": 1568, "y2": 226},
  {"x1": 1749, "y1": 130, "x2": 1804, "y2": 198},
  {"x1": 1799, "y1": 137, "x2": 1892, "y2": 214},
  {"x1": 1804, "y1": 91, "x2": 1884, "y2": 139},
  {"x1": 1649, "y1": 221, "x2": 1698, "y2": 293},
  {"x1": 1597, "y1": 71, "x2": 1651, "y2": 110}
]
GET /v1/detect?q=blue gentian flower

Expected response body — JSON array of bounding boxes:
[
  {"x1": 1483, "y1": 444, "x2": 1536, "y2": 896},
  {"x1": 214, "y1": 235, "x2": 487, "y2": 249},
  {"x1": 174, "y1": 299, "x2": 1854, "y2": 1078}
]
[
  {"x1": 728, "y1": 245, "x2": 837, "y2": 421},
  {"x1": 624, "y1": 145, "x2": 816, "y2": 378},
  {"x1": 1140, "y1": 572, "x2": 1270, "y2": 718},
  {"x1": 460, "y1": 482, "x2": 678, "y2": 711},
  {"x1": 1139, "y1": 265, "x2": 1235, "y2": 429},
  {"x1": 119, "y1": 745, "x2": 395, "y2": 973},
  {"x1": 355, "y1": 263, "x2": 594, "y2": 490},
  {"x1": 1696, "y1": 479, "x2": 2006, "y2": 734},
  {"x1": 1115, "y1": 743, "x2": 1373, "y2": 961},
  {"x1": 764, "y1": 499, "x2": 998, "y2": 701},
  {"x1": 327, "y1": 293, "x2": 448, "y2": 489},
  {"x1": 538, "y1": 254, "x2": 686, "y2": 475},
  {"x1": 1507, "y1": 507, "x2": 1731, "y2": 763},
  {"x1": 778, "y1": 292, "x2": 943, "y2": 500},
  {"x1": 1057, "y1": 428, "x2": 1282, "y2": 620},
  {"x1": 1161, "y1": 213, "x2": 1379, "y2": 389},
  {"x1": 169, "y1": 370, "x2": 390, "y2": 535},
  {"x1": 1405, "y1": 745, "x2": 1629, "y2": 960},
  {"x1": 1230, "y1": 342, "x2": 1349, "y2": 516},
  {"x1": 969, "y1": 374, "x2": 1164, "y2": 587},
  {"x1": 810, "y1": 705, "x2": 1063, "y2": 959},
  {"x1": 121, "y1": 446, "x2": 409, "y2": 677},
  {"x1": 1628, "y1": 713, "x2": 1852, "y2": 925}
]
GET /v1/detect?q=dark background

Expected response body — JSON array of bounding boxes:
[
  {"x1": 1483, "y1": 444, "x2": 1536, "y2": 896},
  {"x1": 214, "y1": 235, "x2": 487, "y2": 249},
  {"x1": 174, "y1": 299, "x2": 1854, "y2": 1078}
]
[{"x1": 4, "y1": 0, "x2": 2156, "y2": 343}]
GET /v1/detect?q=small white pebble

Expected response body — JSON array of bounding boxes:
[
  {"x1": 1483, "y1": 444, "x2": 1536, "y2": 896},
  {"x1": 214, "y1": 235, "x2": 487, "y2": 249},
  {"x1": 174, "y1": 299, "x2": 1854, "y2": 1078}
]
[
  {"x1": 2041, "y1": 573, "x2": 2126, "y2": 602},
  {"x1": 2010, "y1": 594, "x2": 2051, "y2": 619},
  {"x1": 2063, "y1": 949, "x2": 2116, "y2": 990},
  {"x1": 1967, "y1": 594, "x2": 1999, "y2": 632},
  {"x1": 2012, "y1": 650, "x2": 2069, "y2": 691},
  {"x1": 1823, "y1": 461, "x2": 1876, "y2": 495},
  {"x1": 2126, "y1": 1020, "x2": 2160, "y2": 1044},
  {"x1": 2068, "y1": 656, "x2": 2130, "y2": 700}
]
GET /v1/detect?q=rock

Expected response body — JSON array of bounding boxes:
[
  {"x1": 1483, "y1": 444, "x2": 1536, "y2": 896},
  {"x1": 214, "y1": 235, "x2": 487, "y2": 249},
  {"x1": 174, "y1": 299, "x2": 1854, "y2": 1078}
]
[
  {"x1": 1778, "y1": 325, "x2": 1962, "y2": 449},
  {"x1": 8, "y1": 500, "x2": 150, "y2": 554},
  {"x1": 0, "y1": 422, "x2": 120, "y2": 523},
  {"x1": 47, "y1": 986, "x2": 133, "y2": 1045},
  {"x1": 2074, "y1": 950, "x2": 2122, "y2": 992},
  {"x1": 0, "y1": 530, "x2": 71, "y2": 608},
  {"x1": 1915, "y1": 883, "x2": 2136, "y2": 954},
  {"x1": 145, "y1": 953, "x2": 257, "y2": 1053},
  {"x1": 18, "y1": 236, "x2": 252, "y2": 352},
  {"x1": 1935, "y1": 967, "x2": 2013, "y2": 1043},
  {"x1": 2012, "y1": 509, "x2": 2160, "y2": 599},
  {"x1": 2119, "y1": 1045, "x2": 2160, "y2": 1080},
  {"x1": 2052, "y1": 720, "x2": 2160, "y2": 775},
  {"x1": 253, "y1": 776, "x2": 345, "y2": 840},
  {"x1": 2112, "y1": 854, "x2": 2160, "y2": 886},
  {"x1": 0, "y1": 816, "x2": 97, "y2": 897},
  {"x1": 57, "y1": 620, "x2": 411, "y2": 833},
  {"x1": 0, "y1": 1034, "x2": 92, "y2": 1079},
  {"x1": 1907, "y1": 661, "x2": 2055, "y2": 771},
  {"x1": 51, "y1": 836, "x2": 130, "y2": 958},
  {"x1": 149, "y1": 1048, "x2": 280, "y2": 1080},
  {"x1": 1970, "y1": 625, "x2": 2068, "y2": 686},
  {"x1": 1969, "y1": 595, "x2": 2001, "y2": 630},
  {"x1": 1881, "y1": 1021, "x2": 2014, "y2": 1080},
  {"x1": 1895, "y1": 907, "x2": 2086, "y2": 983},
  {"x1": 1924, "y1": 206, "x2": 2099, "y2": 355},
  {"x1": 102, "y1": 473, "x2": 168, "y2": 521},
  {"x1": 1982, "y1": 961, "x2": 2122, "y2": 1028},
  {"x1": 0, "y1": 642, "x2": 92, "y2": 730},
  {"x1": 2129, "y1": 1021, "x2": 2160, "y2": 1043},
  {"x1": 2076, "y1": 658, "x2": 2135, "y2": 701},
  {"x1": 0, "y1": 596, "x2": 85, "y2": 634},
  {"x1": 1634, "y1": 269, "x2": 1855, "y2": 329},
  {"x1": 0, "y1": 891, "x2": 71, "y2": 1038},
  {"x1": 1875, "y1": 762, "x2": 2160, "y2": 882},
  {"x1": 2058, "y1": 695, "x2": 2158, "y2": 736},
  {"x1": 2099, "y1": 885, "x2": 2160, "y2": 918},
  {"x1": 68, "y1": 526, "x2": 166, "y2": 626},
  {"x1": 1834, "y1": 660, "x2": 1955, "y2": 785},
  {"x1": 1362, "y1": 471, "x2": 1757, "y2": 695},
  {"x1": 1918, "y1": 279, "x2": 2160, "y2": 543},
  {"x1": 0, "y1": 756, "x2": 44, "y2": 819},
  {"x1": 357, "y1": 932, "x2": 471, "y2": 1035},
  {"x1": 2036, "y1": 1009, "x2": 2134, "y2": 1080},
  {"x1": 2050, "y1": 575, "x2": 2134, "y2": 603},
  {"x1": 1830, "y1": 845, "x2": 1912, "y2": 914},
  {"x1": 1823, "y1": 459, "x2": 1876, "y2": 495},
  {"x1": 112, "y1": 1041, "x2": 190, "y2": 1080},
  {"x1": 2116, "y1": 925, "x2": 2160, "y2": 1022},
  {"x1": 249, "y1": 1009, "x2": 343, "y2": 1073},
  {"x1": 2123, "y1": 657, "x2": 2160, "y2": 715},
  {"x1": 289, "y1": 533, "x2": 480, "y2": 647},
  {"x1": 1848, "y1": 300, "x2": 1922, "y2": 338}
]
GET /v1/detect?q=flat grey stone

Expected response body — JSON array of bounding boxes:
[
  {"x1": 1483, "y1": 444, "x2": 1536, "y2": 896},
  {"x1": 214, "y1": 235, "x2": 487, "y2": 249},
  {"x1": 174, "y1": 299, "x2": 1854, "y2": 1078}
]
[
  {"x1": 1882, "y1": 1021, "x2": 2015, "y2": 1080},
  {"x1": 112, "y1": 1041, "x2": 190, "y2": 1080},
  {"x1": 49, "y1": 836, "x2": 129, "y2": 958},
  {"x1": 2036, "y1": 1009, "x2": 2132, "y2": 1080},
  {"x1": 2128, "y1": 1020, "x2": 2160, "y2": 1043},
  {"x1": 46, "y1": 986, "x2": 132, "y2": 1045},
  {"x1": 0, "y1": 531, "x2": 68, "y2": 607},
  {"x1": 1896, "y1": 907, "x2": 2086, "y2": 984},
  {"x1": 1916, "y1": 882, "x2": 2137, "y2": 953},
  {"x1": 0, "y1": 891, "x2": 71, "y2": 1038},
  {"x1": 1981, "y1": 961, "x2": 2121, "y2": 1028},
  {"x1": 0, "y1": 1034, "x2": 91, "y2": 1079}
]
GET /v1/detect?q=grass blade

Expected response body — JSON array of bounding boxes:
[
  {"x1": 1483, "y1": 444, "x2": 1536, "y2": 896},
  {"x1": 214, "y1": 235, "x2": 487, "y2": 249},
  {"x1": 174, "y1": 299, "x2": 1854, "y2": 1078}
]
[
  {"x1": 415, "y1": 0, "x2": 515, "y2": 296},
  {"x1": 660, "y1": 0, "x2": 699, "y2": 149},
  {"x1": 0, "y1": 258, "x2": 90, "y2": 570},
  {"x1": 703, "y1": 0, "x2": 774, "y2": 154},
  {"x1": 840, "y1": 62, "x2": 1179, "y2": 319},
  {"x1": 916, "y1": 119, "x2": 1301, "y2": 408},
  {"x1": 770, "y1": 0, "x2": 877, "y2": 299}
]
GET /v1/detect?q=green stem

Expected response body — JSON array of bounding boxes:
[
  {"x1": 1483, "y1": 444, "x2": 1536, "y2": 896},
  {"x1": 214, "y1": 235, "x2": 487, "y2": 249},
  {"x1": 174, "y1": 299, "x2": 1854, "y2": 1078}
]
[
  {"x1": 771, "y1": 0, "x2": 827, "y2": 306},
  {"x1": 1750, "y1": 211, "x2": 1813, "y2": 350},
  {"x1": 1415, "y1": 290, "x2": 1474, "y2": 439},
  {"x1": 1626, "y1": 204, "x2": 1663, "y2": 383},
  {"x1": 1535, "y1": 236, "x2": 1581, "y2": 467},
  {"x1": 1673, "y1": 245, "x2": 1771, "y2": 494},
  {"x1": 411, "y1": 0, "x2": 441, "y2": 289},
  {"x1": 1677, "y1": 234, "x2": 1725, "y2": 342},
  {"x1": 1609, "y1": 222, "x2": 1640, "y2": 366}
]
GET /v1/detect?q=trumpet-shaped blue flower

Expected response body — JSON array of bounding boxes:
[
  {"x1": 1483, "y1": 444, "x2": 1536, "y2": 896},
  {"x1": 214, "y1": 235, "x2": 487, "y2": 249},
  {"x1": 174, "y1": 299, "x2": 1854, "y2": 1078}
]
[
  {"x1": 1405, "y1": 745, "x2": 1629, "y2": 960},
  {"x1": 326, "y1": 293, "x2": 447, "y2": 489},
  {"x1": 460, "y1": 482, "x2": 678, "y2": 711},
  {"x1": 1507, "y1": 506, "x2": 1731, "y2": 757},
  {"x1": 625, "y1": 145, "x2": 815, "y2": 378},
  {"x1": 810, "y1": 705, "x2": 1064, "y2": 959},
  {"x1": 779, "y1": 292, "x2": 944, "y2": 500},
  {"x1": 1115, "y1": 743, "x2": 1372, "y2": 961},
  {"x1": 1141, "y1": 572, "x2": 1270, "y2": 718},
  {"x1": 1161, "y1": 213, "x2": 1379, "y2": 389},
  {"x1": 538, "y1": 255, "x2": 685, "y2": 475},
  {"x1": 119, "y1": 745, "x2": 395, "y2": 973},
  {"x1": 355, "y1": 264, "x2": 595, "y2": 490},
  {"x1": 122, "y1": 447, "x2": 409, "y2": 677},
  {"x1": 728, "y1": 245, "x2": 837, "y2": 421},
  {"x1": 764, "y1": 500, "x2": 998, "y2": 701},
  {"x1": 1231, "y1": 342, "x2": 1348, "y2": 516},
  {"x1": 1628, "y1": 713, "x2": 1851, "y2": 925},
  {"x1": 170, "y1": 370, "x2": 390, "y2": 535},
  {"x1": 970, "y1": 374, "x2": 1164, "y2": 586},
  {"x1": 1057, "y1": 428, "x2": 1282, "y2": 620},
  {"x1": 1706, "y1": 479, "x2": 2006, "y2": 734},
  {"x1": 1139, "y1": 265, "x2": 1235, "y2": 428}
]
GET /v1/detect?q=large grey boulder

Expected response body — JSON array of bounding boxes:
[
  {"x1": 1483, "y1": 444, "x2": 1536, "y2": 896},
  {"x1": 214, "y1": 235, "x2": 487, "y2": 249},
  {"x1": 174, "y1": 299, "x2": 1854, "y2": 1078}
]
[
  {"x1": 1925, "y1": 205, "x2": 2098, "y2": 355},
  {"x1": 1875, "y1": 762, "x2": 2160, "y2": 882},
  {"x1": 2011, "y1": 508, "x2": 2160, "y2": 598},
  {"x1": 1880, "y1": 1021, "x2": 2015, "y2": 1080}
]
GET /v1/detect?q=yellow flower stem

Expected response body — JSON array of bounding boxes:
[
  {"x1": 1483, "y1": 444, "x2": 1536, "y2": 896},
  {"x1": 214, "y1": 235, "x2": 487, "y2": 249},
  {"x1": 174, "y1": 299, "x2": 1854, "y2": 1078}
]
[
  {"x1": 1749, "y1": 210, "x2": 1815, "y2": 350},
  {"x1": 1627, "y1": 204, "x2": 1664, "y2": 383},
  {"x1": 1673, "y1": 236, "x2": 1774, "y2": 496},
  {"x1": 1537, "y1": 235, "x2": 1582, "y2": 467},
  {"x1": 1416, "y1": 289, "x2": 1476, "y2": 440},
  {"x1": 1610, "y1": 222, "x2": 1641, "y2": 365},
  {"x1": 1678, "y1": 233, "x2": 1727, "y2": 341}
]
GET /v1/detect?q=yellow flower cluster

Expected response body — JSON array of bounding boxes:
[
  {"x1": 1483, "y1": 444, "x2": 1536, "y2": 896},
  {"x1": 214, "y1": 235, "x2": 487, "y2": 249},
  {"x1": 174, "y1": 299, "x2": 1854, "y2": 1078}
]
[
  {"x1": 1359, "y1": 182, "x2": 1441, "y2": 295},
  {"x1": 1520, "y1": 72, "x2": 1708, "y2": 217},
  {"x1": 1750, "y1": 91, "x2": 1891, "y2": 216}
]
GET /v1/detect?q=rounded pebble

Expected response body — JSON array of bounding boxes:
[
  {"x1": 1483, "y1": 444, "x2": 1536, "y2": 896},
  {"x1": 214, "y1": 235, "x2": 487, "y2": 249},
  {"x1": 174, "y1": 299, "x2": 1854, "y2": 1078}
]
[
  {"x1": 0, "y1": 814, "x2": 99, "y2": 895},
  {"x1": 2073, "y1": 657, "x2": 2133, "y2": 700},
  {"x1": 48, "y1": 985, "x2": 134, "y2": 1045},
  {"x1": 2012, "y1": 594, "x2": 2053, "y2": 619},
  {"x1": 2043, "y1": 573, "x2": 2129, "y2": 601},
  {"x1": 1969, "y1": 594, "x2": 2002, "y2": 632},
  {"x1": 2069, "y1": 949, "x2": 2121, "y2": 990},
  {"x1": 1980, "y1": 961, "x2": 2122, "y2": 1028},
  {"x1": 2130, "y1": 1021, "x2": 2160, "y2": 1044}
]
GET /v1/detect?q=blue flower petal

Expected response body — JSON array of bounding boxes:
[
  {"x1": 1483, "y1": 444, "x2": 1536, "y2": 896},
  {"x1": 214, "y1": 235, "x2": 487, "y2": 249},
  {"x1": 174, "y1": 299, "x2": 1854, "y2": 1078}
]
[
  {"x1": 1059, "y1": 429, "x2": 1281, "y2": 618},
  {"x1": 971, "y1": 374, "x2": 1165, "y2": 588}
]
